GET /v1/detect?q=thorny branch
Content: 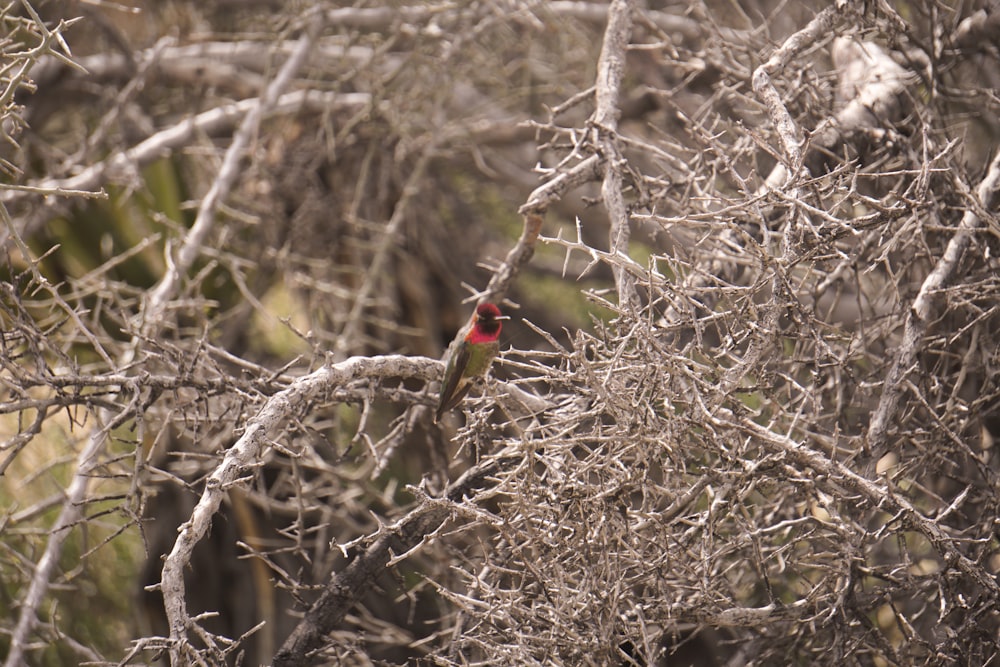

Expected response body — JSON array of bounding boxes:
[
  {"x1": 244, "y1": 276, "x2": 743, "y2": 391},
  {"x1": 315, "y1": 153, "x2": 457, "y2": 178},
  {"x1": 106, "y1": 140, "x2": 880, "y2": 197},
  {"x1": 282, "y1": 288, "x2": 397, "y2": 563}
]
[
  {"x1": 752, "y1": 4, "x2": 844, "y2": 175},
  {"x1": 272, "y1": 454, "x2": 518, "y2": 666},
  {"x1": 868, "y1": 148, "x2": 1000, "y2": 456},
  {"x1": 592, "y1": 0, "x2": 638, "y2": 309}
]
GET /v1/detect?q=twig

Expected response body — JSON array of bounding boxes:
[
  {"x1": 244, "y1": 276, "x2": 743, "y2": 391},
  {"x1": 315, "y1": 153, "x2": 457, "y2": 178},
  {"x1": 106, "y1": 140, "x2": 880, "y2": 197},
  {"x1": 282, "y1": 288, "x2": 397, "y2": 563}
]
[
  {"x1": 0, "y1": 183, "x2": 106, "y2": 198},
  {"x1": 545, "y1": 1, "x2": 700, "y2": 41},
  {"x1": 333, "y1": 146, "x2": 436, "y2": 360},
  {"x1": 518, "y1": 154, "x2": 603, "y2": 217},
  {"x1": 478, "y1": 153, "x2": 609, "y2": 309}
]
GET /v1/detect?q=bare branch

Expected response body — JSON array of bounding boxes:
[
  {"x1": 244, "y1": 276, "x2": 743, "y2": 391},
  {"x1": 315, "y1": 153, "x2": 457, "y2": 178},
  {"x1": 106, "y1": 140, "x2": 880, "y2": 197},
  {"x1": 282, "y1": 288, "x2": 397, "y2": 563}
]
[
  {"x1": 592, "y1": 0, "x2": 638, "y2": 309},
  {"x1": 273, "y1": 454, "x2": 519, "y2": 667},
  {"x1": 868, "y1": 148, "x2": 1000, "y2": 456},
  {"x1": 3, "y1": 401, "x2": 136, "y2": 667},
  {"x1": 139, "y1": 18, "x2": 322, "y2": 343},
  {"x1": 753, "y1": 5, "x2": 844, "y2": 173}
]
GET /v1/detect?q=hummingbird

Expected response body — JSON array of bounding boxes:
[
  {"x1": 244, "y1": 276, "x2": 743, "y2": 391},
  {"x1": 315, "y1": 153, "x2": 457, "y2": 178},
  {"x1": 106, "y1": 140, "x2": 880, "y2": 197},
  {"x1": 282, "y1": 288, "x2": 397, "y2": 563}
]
[{"x1": 435, "y1": 302, "x2": 509, "y2": 422}]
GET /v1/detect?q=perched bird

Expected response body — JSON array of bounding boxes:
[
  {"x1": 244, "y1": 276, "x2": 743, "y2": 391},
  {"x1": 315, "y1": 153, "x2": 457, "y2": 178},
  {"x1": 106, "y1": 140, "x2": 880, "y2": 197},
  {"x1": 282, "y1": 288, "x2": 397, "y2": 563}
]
[{"x1": 435, "y1": 303, "x2": 508, "y2": 422}]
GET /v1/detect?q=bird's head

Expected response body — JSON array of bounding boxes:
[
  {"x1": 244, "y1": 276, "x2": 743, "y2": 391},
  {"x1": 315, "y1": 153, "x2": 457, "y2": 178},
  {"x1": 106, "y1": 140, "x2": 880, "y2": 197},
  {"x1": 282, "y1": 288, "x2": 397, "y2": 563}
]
[{"x1": 471, "y1": 303, "x2": 509, "y2": 338}]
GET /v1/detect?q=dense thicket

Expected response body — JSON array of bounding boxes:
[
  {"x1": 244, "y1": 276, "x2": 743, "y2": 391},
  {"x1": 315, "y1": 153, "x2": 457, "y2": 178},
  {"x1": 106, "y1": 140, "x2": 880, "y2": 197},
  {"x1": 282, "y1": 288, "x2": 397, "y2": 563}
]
[{"x1": 2, "y1": 1, "x2": 1000, "y2": 665}]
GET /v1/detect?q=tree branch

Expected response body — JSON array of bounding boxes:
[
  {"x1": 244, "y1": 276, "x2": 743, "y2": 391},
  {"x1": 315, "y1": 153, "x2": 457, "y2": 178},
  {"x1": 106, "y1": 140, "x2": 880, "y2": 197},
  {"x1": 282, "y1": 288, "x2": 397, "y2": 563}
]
[
  {"x1": 139, "y1": 18, "x2": 322, "y2": 344},
  {"x1": 592, "y1": 0, "x2": 638, "y2": 309},
  {"x1": 867, "y1": 148, "x2": 1000, "y2": 456},
  {"x1": 2, "y1": 401, "x2": 136, "y2": 667},
  {"x1": 272, "y1": 453, "x2": 519, "y2": 666}
]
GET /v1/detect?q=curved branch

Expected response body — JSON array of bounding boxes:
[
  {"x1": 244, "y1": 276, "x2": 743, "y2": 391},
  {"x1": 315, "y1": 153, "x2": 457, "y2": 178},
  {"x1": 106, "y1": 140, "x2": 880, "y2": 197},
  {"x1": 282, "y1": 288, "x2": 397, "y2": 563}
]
[
  {"x1": 752, "y1": 6, "x2": 843, "y2": 170},
  {"x1": 159, "y1": 355, "x2": 440, "y2": 663}
]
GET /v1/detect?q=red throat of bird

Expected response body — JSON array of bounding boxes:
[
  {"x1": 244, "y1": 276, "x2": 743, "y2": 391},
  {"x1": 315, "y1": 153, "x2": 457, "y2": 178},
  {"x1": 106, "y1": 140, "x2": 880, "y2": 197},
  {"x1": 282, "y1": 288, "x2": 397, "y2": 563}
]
[{"x1": 467, "y1": 303, "x2": 506, "y2": 343}]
